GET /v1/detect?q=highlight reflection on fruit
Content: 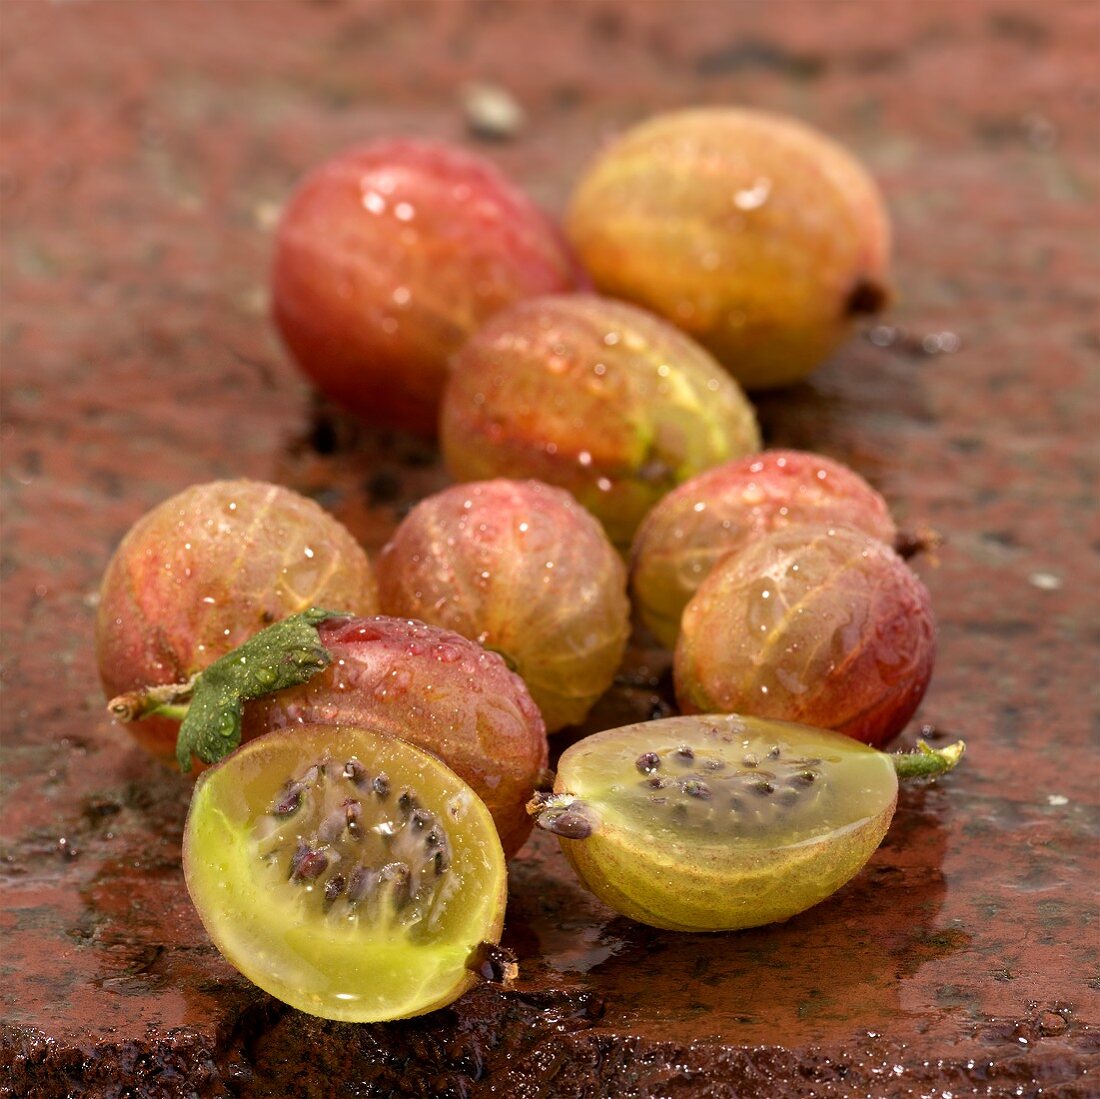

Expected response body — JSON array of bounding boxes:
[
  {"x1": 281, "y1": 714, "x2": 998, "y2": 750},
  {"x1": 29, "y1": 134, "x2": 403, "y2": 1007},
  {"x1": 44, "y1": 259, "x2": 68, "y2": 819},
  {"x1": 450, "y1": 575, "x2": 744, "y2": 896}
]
[
  {"x1": 96, "y1": 480, "x2": 378, "y2": 763},
  {"x1": 530, "y1": 714, "x2": 962, "y2": 932},
  {"x1": 567, "y1": 108, "x2": 892, "y2": 389},
  {"x1": 674, "y1": 524, "x2": 934, "y2": 747},
  {"x1": 441, "y1": 294, "x2": 761, "y2": 547},
  {"x1": 377, "y1": 479, "x2": 630, "y2": 732},
  {"x1": 184, "y1": 724, "x2": 509, "y2": 1022},
  {"x1": 272, "y1": 138, "x2": 583, "y2": 436},
  {"x1": 630, "y1": 450, "x2": 896, "y2": 648}
]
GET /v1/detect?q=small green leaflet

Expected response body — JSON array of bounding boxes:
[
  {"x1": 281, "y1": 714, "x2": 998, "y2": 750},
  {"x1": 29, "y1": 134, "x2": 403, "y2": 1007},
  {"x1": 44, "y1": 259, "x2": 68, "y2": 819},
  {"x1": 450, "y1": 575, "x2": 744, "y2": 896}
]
[{"x1": 175, "y1": 608, "x2": 349, "y2": 771}]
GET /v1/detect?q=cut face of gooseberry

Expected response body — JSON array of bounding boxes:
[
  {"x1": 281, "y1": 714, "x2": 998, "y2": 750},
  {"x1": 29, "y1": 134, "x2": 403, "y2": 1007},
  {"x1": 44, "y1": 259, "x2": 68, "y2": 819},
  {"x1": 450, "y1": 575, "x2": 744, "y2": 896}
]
[
  {"x1": 183, "y1": 724, "x2": 507, "y2": 1022},
  {"x1": 532, "y1": 714, "x2": 899, "y2": 932}
]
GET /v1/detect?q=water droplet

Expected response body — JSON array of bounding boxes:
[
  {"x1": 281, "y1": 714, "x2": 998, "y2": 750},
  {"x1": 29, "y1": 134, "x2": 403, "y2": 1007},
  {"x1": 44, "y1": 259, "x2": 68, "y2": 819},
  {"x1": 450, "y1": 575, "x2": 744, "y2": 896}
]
[
  {"x1": 733, "y1": 177, "x2": 772, "y2": 210},
  {"x1": 361, "y1": 189, "x2": 386, "y2": 214}
]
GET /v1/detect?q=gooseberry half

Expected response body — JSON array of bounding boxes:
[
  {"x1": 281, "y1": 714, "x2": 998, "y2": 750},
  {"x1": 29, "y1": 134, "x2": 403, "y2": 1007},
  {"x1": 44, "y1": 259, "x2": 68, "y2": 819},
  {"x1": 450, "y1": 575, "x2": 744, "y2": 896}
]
[
  {"x1": 183, "y1": 723, "x2": 508, "y2": 1022},
  {"x1": 530, "y1": 714, "x2": 962, "y2": 932}
]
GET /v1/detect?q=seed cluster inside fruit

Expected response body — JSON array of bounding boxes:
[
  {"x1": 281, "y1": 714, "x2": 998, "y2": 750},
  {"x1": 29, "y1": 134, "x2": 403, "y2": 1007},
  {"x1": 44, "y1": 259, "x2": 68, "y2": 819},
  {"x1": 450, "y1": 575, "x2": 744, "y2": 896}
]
[
  {"x1": 255, "y1": 754, "x2": 456, "y2": 934},
  {"x1": 626, "y1": 741, "x2": 827, "y2": 839}
]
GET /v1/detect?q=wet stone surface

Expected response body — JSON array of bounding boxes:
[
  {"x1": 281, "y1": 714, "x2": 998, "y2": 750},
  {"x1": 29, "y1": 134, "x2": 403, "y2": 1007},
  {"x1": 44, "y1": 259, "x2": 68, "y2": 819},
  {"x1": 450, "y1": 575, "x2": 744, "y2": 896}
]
[{"x1": 2, "y1": 1, "x2": 1098, "y2": 1096}]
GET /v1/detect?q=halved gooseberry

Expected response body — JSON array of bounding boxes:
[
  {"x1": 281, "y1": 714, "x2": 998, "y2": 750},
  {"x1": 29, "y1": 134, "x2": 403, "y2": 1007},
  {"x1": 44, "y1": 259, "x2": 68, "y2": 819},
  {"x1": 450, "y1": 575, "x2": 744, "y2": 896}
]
[
  {"x1": 183, "y1": 723, "x2": 507, "y2": 1022},
  {"x1": 531, "y1": 714, "x2": 961, "y2": 933}
]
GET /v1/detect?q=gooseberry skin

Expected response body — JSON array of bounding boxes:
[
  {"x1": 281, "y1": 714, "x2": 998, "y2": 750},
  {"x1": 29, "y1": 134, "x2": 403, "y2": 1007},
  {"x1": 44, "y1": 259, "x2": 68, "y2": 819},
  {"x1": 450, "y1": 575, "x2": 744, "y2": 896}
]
[
  {"x1": 630, "y1": 450, "x2": 897, "y2": 648},
  {"x1": 272, "y1": 138, "x2": 583, "y2": 436},
  {"x1": 441, "y1": 294, "x2": 761, "y2": 547},
  {"x1": 96, "y1": 480, "x2": 378, "y2": 763},
  {"x1": 376, "y1": 479, "x2": 630, "y2": 732},
  {"x1": 243, "y1": 616, "x2": 548, "y2": 858},
  {"x1": 183, "y1": 724, "x2": 507, "y2": 1023},
  {"x1": 542, "y1": 714, "x2": 898, "y2": 932},
  {"x1": 674, "y1": 525, "x2": 934, "y2": 748},
  {"x1": 566, "y1": 108, "x2": 891, "y2": 389}
]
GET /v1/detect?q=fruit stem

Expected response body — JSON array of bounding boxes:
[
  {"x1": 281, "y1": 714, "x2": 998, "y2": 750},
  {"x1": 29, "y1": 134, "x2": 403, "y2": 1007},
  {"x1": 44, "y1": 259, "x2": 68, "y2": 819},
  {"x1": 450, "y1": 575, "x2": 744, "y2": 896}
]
[
  {"x1": 466, "y1": 942, "x2": 518, "y2": 986},
  {"x1": 107, "y1": 676, "x2": 198, "y2": 723},
  {"x1": 894, "y1": 526, "x2": 944, "y2": 562},
  {"x1": 892, "y1": 739, "x2": 965, "y2": 782}
]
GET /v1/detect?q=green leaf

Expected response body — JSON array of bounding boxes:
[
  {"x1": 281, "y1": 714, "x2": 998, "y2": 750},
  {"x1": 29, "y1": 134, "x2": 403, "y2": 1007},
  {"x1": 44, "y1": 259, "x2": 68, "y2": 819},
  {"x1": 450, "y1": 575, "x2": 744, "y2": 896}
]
[{"x1": 175, "y1": 608, "x2": 349, "y2": 771}]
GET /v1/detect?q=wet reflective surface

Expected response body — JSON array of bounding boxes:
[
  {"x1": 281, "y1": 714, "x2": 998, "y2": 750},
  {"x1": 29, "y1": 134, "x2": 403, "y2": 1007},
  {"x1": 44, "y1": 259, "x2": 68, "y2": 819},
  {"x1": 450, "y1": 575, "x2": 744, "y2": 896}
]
[{"x1": 2, "y1": 1, "x2": 1097, "y2": 1095}]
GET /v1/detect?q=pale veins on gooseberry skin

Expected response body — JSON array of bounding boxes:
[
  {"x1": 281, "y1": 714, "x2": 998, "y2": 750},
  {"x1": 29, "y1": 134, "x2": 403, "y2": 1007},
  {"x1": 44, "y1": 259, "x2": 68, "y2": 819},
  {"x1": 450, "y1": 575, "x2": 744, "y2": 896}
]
[{"x1": 96, "y1": 480, "x2": 378, "y2": 764}]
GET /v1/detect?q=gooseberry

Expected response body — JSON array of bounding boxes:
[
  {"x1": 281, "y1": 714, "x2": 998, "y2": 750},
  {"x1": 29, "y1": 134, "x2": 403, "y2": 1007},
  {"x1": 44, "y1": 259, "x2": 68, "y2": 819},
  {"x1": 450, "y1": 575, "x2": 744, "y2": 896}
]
[
  {"x1": 184, "y1": 723, "x2": 508, "y2": 1021},
  {"x1": 530, "y1": 714, "x2": 962, "y2": 932},
  {"x1": 96, "y1": 480, "x2": 378, "y2": 763},
  {"x1": 376, "y1": 479, "x2": 630, "y2": 731},
  {"x1": 674, "y1": 524, "x2": 935, "y2": 747},
  {"x1": 441, "y1": 294, "x2": 760, "y2": 546},
  {"x1": 272, "y1": 138, "x2": 583, "y2": 436},
  {"x1": 566, "y1": 108, "x2": 892, "y2": 388}
]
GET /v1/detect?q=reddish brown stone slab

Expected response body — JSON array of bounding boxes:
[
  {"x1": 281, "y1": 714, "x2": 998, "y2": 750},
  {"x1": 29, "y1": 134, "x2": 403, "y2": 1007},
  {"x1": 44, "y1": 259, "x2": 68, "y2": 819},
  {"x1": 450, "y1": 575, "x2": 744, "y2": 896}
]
[{"x1": 1, "y1": 1, "x2": 1097, "y2": 1096}]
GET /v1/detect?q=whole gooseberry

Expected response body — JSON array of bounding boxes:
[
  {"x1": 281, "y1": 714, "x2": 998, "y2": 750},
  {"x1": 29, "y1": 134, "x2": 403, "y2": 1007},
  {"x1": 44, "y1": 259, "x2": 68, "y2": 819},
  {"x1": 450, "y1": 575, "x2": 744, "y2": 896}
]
[
  {"x1": 567, "y1": 108, "x2": 891, "y2": 388},
  {"x1": 376, "y1": 479, "x2": 630, "y2": 731},
  {"x1": 272, "y1": 138, "x2": 583, "y2": 436},
  {"x1": 97, "y1": 480, "x2": 378, "y2": 762},
  {"x1": 441, "y1": 293, "x2": 761, "y2": 546},
  {"x1": 674, "y1": 525, "x2": 934, "y2": 747}
]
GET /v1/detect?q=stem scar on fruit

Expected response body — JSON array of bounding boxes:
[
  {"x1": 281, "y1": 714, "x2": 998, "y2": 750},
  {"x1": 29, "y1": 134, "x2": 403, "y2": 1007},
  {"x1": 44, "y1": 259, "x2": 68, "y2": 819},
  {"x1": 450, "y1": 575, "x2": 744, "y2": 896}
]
[{"x1": 528, "y1": 714, "x2": 965, "y2": 933}]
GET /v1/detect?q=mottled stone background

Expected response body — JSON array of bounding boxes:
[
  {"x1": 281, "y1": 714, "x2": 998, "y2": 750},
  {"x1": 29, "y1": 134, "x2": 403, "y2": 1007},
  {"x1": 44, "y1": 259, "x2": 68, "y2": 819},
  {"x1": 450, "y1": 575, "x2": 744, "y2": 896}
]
[{"x1": 1, "y1": 2, "x2": 1097, "y2": 1096}]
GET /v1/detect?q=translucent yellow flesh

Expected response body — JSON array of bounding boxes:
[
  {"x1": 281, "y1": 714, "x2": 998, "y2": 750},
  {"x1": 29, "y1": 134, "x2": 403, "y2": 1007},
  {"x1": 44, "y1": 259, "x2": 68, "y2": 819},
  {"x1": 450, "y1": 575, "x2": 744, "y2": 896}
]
[
  {"x1": 555, "y1": 714, "x2": 897, "y2": 931},
  {"x1": 184, "y1": 725, "x2": 506, "y2": 1022}
]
